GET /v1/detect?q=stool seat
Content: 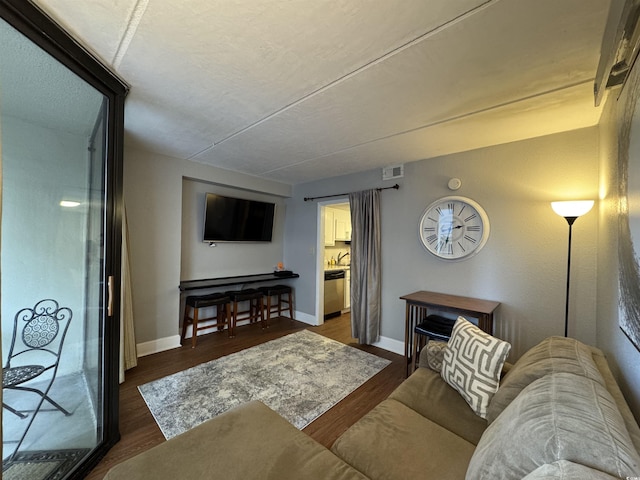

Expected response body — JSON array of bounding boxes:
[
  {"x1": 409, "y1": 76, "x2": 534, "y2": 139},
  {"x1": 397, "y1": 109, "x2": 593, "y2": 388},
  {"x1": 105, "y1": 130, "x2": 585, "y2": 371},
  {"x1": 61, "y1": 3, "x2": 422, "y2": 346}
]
[
  {"x1": 258, "y1": 284, "x2": 291, "y2": 295},
  {"x1": 226, "y1": 289, "x2": 265, "y2": 332},
  {"x1": 225, "y1": 289, "x2": 262, "y2": 301},
  {"x1": 186, "y1": 293, "x2": 230, "y2": 309},
  {"x1": 181, "y1": 293, "x2": 232, "y2": 348},
  {"x1": 414, "y1": 314, "x2": 455, "y2": 341}
]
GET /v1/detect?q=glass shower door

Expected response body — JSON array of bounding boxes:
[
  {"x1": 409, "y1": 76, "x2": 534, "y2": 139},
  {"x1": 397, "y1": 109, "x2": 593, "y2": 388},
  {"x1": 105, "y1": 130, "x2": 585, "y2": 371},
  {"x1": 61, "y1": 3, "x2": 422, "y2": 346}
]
[{"x1": 0, "y1": 9, "x2": 121, "y2": 478}]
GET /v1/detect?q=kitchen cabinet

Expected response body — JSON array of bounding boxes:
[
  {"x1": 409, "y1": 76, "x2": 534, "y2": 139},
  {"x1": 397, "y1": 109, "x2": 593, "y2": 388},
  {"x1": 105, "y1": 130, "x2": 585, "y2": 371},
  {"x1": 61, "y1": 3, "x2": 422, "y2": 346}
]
[
  {"x1": 324, "y1": 209, "x2": 335, "y2": 246},
  {"x1": 344, "y1": 268, "x2": 351, "y2": 310},
  {"x1": 334, "y1": 209, "x2": 351, "y2": 241}
]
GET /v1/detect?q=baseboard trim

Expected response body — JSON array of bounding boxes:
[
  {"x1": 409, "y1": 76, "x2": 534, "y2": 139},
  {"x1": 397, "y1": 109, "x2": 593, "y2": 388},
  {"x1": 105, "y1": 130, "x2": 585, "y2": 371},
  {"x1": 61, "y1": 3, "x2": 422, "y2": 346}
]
[
  {"x1": 137, "y1": 335, "x2": 181, "y2": 357},
  {"x1": 136, "y1": 322, "x2": 404, "y2": 357},
  {"x1": 294, "y1": 310, "x2": 319, "y2": 326},
  {"x1": 373, "y1": 335, "x2": 404, "y2": 356}
]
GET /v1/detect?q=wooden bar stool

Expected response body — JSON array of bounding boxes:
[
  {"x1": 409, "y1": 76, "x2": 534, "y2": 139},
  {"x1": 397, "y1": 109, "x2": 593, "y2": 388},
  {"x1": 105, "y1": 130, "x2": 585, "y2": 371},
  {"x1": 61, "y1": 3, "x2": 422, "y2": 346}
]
[
  {"x1": 181, "y1": 293, "x2": 232, "y2": 348},
  {"x1": 258, "y1": 285, "x2": 294, "y2": 327},
  {"x1": 225, "y1": 289, "x2": 265, "y2": 332},
  {"x1": 411, "y1": 314, "x2": 455, "y2": 373}
]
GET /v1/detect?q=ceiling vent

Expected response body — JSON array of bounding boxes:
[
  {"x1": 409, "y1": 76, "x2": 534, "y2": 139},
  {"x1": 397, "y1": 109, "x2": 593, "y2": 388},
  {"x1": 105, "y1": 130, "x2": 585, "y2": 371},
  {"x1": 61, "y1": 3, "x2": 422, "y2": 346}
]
[{"x1": 382, "y1": 164, "x2": 404, "y2": 181}]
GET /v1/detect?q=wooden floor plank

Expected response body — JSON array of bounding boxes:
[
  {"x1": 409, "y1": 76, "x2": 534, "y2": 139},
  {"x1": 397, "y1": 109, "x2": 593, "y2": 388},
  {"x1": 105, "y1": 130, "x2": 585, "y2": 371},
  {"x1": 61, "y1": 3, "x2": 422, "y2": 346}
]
[{"x1": 85, "y1": 314, "x2": 404, "y2": 479}]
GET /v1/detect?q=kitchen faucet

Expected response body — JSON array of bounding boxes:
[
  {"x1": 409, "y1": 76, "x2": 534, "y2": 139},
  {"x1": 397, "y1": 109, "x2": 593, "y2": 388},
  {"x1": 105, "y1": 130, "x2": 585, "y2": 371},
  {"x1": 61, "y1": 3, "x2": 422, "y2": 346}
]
[{"x1": 337, "y1": 252, "x2": 349, "y2": 264}]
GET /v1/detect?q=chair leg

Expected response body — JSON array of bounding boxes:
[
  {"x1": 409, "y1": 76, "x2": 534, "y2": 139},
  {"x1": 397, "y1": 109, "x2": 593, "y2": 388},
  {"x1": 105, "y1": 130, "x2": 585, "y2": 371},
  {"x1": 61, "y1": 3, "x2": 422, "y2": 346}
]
[{"x1": 3, "y1": 402, "x2": 27, "y2": 419}]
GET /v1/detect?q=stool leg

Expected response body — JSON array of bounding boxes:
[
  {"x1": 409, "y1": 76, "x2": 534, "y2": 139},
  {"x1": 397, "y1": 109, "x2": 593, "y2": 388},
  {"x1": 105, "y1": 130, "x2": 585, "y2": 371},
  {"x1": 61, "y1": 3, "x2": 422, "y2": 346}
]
[
  {"x1": 191, "y1": 307, "x2": 200, "y2": 349},
  {"x1": 181, "y1": 304, "x2": 190, "y2": 344},
  {"x1": 231, "y1": 300, "x2": 238, "y2": 336},
  {"x1": 287, "y1": 291, "x2": 294, "y2": 321},
  {"x1": 259, "y1": 297, "x2": 266, "y2": 329},
  {"x1": 226, "y1": 302, "x2": 234, "y2": 338},
  {"x1": 265, "y1": 295, "x2": 272, "y2": 328}
]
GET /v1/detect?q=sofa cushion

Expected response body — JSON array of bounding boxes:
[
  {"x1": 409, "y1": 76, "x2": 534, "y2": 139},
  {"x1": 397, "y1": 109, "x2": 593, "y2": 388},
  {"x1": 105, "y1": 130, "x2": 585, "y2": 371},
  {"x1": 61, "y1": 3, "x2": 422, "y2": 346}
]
[
  {"x1": 105, "y1": 400, "x2": 366, "y2": 480},
  {"x1": 332, "y1": 399, "x2": 475, "y2": 480},
  {"x1": 440, "y1": 317, "x2": 511, "y2": 418},
  {"x1": 522, "y1": 461, "x2": 620, "y2": 479},
  {"x1": 466, "y1": 372, "x2": 640, "y2": 479},
  {"x1": 487, "y1": 336, "x2": 605, "y2": 423},
  {"x1": 389, "y1": 367, "x2": 487, "y2": 445}
]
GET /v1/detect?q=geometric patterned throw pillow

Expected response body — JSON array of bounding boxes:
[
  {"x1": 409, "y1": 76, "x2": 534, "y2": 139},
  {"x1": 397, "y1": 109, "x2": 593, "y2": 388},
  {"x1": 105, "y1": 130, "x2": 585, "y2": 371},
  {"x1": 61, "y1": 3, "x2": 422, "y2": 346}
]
[{"x1": 440, "y1": 317, "x2": 511, "y2": 418}]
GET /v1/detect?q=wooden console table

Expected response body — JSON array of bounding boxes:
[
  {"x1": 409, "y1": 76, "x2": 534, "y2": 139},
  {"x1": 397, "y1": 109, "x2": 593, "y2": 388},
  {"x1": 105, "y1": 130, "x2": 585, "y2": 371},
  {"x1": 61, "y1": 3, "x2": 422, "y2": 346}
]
[
  {"x1": 179, "y1": 272, "x2": 299, "y2": 292},
  {"x1": 400, "y1": 290, "x2": 500, "y2": 377}
]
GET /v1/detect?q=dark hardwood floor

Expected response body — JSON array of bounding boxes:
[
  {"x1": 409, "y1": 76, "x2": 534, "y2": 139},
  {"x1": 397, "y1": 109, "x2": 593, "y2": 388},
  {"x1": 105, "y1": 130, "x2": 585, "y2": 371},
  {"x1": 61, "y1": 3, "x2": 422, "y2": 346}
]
[{"x1": 85, "y1": 314, "x2": 405, "y2": 479}]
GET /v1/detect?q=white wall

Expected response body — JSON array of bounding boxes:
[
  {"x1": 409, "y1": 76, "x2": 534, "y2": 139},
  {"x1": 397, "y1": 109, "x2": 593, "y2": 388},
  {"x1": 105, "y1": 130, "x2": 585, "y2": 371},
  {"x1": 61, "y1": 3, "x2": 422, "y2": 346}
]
[
  {"x1": 123, "y1": 147, "x2": 291, "y2": 349},
  {"x1": 286, "y1": 127, "x2": 599, "y2": 359}
]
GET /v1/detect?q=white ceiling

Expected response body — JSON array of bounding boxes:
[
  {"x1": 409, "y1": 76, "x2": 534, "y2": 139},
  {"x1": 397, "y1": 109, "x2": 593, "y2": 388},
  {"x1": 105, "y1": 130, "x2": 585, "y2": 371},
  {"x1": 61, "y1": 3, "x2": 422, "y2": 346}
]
[{"x1": 33, "y1": 0, "x2": 612, "y2": 185}]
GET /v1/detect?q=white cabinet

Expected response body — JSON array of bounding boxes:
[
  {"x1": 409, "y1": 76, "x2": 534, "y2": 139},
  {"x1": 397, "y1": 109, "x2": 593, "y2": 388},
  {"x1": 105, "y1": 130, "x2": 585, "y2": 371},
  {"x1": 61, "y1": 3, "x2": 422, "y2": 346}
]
[
  {"x1": 334, "y1": 209, "x2": 351, "y2": 241},
  {"x1": 324, "y1": 209, "x2": 335, "y2": 246},
  {"x1": 344, "y1": 269, "x2": 351, "y2": 310}
]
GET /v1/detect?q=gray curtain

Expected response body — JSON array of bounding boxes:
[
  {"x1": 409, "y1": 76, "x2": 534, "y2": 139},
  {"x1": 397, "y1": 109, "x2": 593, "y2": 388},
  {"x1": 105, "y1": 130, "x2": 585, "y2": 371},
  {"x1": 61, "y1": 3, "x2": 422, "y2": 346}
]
[{"x1": 349, "y1": 189, "x2": 381, "y2": 344}]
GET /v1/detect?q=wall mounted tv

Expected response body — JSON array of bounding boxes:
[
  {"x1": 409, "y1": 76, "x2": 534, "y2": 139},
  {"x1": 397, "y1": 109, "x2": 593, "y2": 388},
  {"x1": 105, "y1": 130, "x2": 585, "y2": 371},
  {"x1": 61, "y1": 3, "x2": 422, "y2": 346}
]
[{"x1": 203, "y1": 193, "x2": 275, "y2": 242}]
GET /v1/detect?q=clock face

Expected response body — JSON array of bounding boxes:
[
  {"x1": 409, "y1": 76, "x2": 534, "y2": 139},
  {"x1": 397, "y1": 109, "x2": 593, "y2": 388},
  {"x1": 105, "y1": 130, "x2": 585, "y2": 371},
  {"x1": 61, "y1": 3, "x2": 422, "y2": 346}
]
[{"x1": 418, "y1": 196, "x2": 490, "y2": 261}]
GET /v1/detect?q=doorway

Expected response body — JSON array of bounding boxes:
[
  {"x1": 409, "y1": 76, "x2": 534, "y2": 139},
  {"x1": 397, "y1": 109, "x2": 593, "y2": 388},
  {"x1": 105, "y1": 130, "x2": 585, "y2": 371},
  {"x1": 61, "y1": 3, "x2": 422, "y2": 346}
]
[{"x1": 317, "y1": 200, "x2": 351, "y2": 325}]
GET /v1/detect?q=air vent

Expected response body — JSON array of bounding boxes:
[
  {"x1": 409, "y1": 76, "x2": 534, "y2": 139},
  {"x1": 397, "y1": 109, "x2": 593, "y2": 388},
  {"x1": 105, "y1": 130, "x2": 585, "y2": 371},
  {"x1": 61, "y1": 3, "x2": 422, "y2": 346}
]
[{"x1": 382, "y1": 164, "x2": 404, "y2": 181}]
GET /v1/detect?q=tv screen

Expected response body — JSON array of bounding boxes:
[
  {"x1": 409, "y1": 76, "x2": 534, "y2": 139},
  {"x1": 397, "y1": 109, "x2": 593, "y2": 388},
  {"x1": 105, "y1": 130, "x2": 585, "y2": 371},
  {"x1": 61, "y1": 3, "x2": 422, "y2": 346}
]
[{"x1": 203, "y1": 193, "x2": 275, "y2": 242}]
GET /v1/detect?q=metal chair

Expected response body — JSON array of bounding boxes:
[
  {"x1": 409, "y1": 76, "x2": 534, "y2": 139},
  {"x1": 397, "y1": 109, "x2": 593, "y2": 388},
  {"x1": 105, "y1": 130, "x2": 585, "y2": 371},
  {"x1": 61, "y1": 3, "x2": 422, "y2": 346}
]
[{"x1": 3, "y1": 299, "x2": 73, "y2": 458}]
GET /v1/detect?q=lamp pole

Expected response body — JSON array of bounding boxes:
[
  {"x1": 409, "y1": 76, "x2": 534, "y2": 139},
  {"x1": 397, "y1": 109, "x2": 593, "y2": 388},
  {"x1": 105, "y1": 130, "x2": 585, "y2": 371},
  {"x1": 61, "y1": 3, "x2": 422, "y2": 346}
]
[{"x1": 562, "y1": 216, "x2": 577, "y2": 337}]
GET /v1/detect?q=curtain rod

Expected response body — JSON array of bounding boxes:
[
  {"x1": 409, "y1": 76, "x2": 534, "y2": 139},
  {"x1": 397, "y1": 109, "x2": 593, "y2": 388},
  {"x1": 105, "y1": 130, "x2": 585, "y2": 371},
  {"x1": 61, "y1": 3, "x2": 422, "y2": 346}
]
[{"x1": 303, "y1": 184, "x2": 399, "y2": 202}]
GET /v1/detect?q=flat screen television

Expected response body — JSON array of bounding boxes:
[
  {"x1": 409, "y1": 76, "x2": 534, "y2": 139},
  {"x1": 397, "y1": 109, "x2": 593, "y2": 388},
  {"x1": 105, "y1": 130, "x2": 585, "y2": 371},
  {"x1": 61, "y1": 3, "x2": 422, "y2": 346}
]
[{"x1": 203, "y1": 193, "x2": 275, "y2": 242}]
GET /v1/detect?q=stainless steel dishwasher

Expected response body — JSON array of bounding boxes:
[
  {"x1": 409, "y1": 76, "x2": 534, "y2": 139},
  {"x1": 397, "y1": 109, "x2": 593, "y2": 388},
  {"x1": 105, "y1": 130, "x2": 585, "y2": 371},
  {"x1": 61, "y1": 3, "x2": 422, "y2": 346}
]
[{"x1": 324, "y1": 269, "x2": 345, "y2": 319}]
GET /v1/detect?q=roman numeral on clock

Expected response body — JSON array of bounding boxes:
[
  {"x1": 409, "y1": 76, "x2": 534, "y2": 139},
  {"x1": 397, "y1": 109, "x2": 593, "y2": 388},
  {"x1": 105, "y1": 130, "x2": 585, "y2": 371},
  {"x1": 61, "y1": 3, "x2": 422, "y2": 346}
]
[{"x1": 464, "y1": 235, "x2": 477, "y2": 243}]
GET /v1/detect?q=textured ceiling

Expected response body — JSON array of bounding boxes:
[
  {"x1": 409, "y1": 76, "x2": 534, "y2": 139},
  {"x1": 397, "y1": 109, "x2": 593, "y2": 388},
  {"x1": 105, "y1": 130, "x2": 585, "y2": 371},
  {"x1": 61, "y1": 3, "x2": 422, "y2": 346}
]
[{"x1": 31, "y1": 0, "x2": 612, "y2": 185}]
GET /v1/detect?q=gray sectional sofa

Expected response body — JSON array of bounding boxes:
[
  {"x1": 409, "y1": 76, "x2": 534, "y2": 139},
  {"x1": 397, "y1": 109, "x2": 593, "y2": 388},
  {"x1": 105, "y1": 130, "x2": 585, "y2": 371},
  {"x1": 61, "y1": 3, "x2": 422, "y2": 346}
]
[{"x1": 105, "y1": 336, "x2": 640, "y2": 479}]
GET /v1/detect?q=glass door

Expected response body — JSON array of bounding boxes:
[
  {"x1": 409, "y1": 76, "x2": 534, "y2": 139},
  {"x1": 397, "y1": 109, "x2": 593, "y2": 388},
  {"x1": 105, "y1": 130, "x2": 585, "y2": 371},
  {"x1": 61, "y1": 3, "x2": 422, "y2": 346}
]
[{"x1": 0, "y1": 2, "x2": 126, "y2": 478}]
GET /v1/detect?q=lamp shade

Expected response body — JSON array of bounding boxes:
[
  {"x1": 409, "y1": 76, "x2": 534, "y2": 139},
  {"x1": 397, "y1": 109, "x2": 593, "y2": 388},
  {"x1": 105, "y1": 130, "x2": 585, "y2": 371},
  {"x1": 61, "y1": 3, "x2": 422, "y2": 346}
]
[{"x1": 551, "y1": 200, "x2": 594, "y2": 218}]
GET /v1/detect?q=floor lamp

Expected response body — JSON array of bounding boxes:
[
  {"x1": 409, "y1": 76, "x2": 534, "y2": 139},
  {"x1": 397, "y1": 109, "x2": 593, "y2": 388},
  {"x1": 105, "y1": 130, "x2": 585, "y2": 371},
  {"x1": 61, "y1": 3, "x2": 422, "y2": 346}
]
[{"x1": 551, "y1": 200, "x2": 594, "y2": 337}]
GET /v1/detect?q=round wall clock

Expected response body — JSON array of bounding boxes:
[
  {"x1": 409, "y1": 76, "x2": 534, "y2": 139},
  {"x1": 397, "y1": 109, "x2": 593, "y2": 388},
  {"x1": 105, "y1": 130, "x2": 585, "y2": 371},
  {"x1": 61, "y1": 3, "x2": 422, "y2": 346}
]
[{"x1": 418, "y1": 196, "x2": 490, "y2": 261}]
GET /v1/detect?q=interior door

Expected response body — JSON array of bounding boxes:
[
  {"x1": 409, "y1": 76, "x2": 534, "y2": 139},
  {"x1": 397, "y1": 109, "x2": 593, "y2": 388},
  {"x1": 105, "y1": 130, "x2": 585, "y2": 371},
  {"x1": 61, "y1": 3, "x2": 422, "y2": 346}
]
[{"x1": 0, "y1": 1, "x2": 126, "y2": 478}]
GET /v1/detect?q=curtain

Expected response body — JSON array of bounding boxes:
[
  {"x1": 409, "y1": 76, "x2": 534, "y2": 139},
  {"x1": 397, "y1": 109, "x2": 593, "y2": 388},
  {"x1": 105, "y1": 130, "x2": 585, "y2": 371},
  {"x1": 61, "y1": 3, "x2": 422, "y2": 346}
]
[
  {"x1": 120, "y1": 206, "x2": 137, "y2": 383},
  {"x1": 349, "y1": 189, "x2": 381, "y2": 344}
]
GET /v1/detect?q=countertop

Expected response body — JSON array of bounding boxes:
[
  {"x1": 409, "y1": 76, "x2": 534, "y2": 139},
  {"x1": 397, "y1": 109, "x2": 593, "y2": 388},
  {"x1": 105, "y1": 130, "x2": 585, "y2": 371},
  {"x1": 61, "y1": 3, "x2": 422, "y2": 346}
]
[{"x1": 324, "y1": 265, "x2": 350, "y2": 272}]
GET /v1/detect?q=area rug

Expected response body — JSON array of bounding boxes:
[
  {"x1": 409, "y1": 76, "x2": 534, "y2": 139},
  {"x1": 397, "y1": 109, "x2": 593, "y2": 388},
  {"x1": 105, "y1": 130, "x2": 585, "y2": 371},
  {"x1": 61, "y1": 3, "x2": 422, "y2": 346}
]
[
  {"x1": 138, "y1": 330, "x2": 391, "y2": 439},
  {"x1": 2, "y1": 448, "x2": 90, "y2": 480}
]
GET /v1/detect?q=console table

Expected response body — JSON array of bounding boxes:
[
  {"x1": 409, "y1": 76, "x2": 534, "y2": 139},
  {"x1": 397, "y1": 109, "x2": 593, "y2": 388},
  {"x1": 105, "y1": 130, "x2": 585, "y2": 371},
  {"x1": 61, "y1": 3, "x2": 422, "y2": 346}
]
[
  {"x1": 400, "y1": 290, "x2": 500, "y2": 377},
  {"x1": 179, "y1": 272, "x2": 299, "y2": 292}
]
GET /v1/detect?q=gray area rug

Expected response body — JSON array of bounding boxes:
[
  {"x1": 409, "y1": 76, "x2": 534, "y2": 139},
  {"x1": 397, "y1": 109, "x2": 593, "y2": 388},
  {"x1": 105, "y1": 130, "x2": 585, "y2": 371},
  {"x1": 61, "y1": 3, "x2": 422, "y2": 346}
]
[{"x1": 138, "y1": 330, "x2": 391, "y2": 439}]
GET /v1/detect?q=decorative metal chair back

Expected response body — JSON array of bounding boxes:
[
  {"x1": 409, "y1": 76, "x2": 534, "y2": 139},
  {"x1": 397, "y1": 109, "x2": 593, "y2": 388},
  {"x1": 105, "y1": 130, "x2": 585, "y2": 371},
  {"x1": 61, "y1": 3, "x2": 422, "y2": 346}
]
[
  {"x1": 3, "y1": 298, "x2": 73, "y2": 459},
  {"x1": 5, "y1": 298, "x2": 72, "y2": 369}
]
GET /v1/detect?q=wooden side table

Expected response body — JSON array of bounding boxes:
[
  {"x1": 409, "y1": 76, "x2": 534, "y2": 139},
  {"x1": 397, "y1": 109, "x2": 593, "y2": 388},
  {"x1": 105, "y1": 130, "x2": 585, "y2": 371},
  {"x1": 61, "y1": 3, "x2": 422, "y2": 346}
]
[{"x1": 400, "y1": 291, "x2": 500, "y2": 377}]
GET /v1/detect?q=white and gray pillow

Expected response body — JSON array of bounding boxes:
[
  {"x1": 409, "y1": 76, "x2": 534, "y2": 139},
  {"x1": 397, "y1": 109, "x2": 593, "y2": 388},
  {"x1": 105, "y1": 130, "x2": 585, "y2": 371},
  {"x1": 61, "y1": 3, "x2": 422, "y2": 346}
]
[{"x1": 440, "y1": 317, "x2": 510, "y2": 418}]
